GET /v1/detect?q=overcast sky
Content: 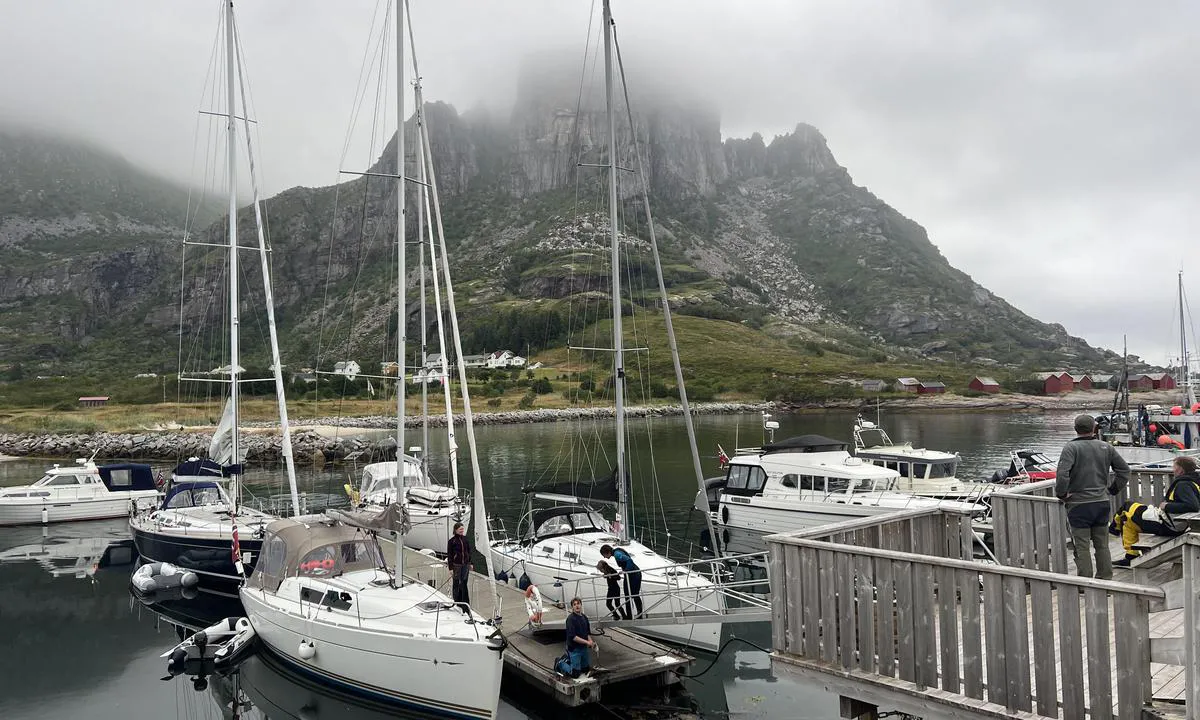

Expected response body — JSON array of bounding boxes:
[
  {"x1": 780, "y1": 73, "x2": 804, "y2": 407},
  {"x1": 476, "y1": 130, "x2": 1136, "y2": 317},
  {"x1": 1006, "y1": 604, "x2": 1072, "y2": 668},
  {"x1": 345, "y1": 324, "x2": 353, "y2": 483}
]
[{"x1": 1, "y1": 1, "x2": 1197, "y2": 367}]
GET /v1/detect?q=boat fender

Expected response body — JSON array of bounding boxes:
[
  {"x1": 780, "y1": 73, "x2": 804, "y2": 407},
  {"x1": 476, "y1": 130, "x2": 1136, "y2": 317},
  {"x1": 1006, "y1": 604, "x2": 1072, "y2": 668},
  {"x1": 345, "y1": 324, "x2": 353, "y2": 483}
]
[
  {"x1": 298, "y1": 639, "x2": 316, "y2": 660},
  {"x1": 721, "y1": 505, "x2": 730, "y2": 525},
  {"x1": 524, "y1": 584, "x2": 544, "y2": 625},
  {"x1": 517, "y1": 572, "x2": 532, "y2": 591},
  {"x1": 495, "y1": 570, "x2": 510, "y2": 583}
]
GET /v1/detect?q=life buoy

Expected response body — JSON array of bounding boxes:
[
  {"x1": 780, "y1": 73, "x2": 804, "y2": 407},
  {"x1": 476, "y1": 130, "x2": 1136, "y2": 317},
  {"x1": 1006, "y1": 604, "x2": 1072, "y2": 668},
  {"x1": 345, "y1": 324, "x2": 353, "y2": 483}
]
[
  {"x1": 320, "y1": 558, "x2": 335, "y2": 570},
  {"x1": 720, "y1": 505, "x2": 730, "y2": 525},
  {"x1": 524, "y1": 584, "x2": 544, "y2": 625}
]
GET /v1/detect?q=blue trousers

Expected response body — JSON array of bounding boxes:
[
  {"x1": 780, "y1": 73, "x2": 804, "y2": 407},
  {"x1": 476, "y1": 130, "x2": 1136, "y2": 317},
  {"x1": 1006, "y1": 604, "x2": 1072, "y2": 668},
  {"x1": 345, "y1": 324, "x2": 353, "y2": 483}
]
[{"x1": 568, "y1": 646, "x2": 592, "y2": 673}]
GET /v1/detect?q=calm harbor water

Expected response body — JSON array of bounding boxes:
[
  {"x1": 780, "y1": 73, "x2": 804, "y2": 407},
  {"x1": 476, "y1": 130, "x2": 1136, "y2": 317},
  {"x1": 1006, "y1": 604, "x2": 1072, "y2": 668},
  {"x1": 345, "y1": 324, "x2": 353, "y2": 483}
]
[{"x1": 0, "y1": 409, "x2": 1088, "y2": 719}]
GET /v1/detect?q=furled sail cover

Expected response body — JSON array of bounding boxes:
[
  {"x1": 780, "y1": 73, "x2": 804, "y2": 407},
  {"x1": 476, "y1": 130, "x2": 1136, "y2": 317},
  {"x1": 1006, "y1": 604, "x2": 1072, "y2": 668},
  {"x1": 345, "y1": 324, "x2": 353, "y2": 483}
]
[
  {"x1": 208, "y1": 398, "x2": 247, "y2": 466},
  {"x1": 524, "y1": 466, "x2": 621, "y2": 504}
]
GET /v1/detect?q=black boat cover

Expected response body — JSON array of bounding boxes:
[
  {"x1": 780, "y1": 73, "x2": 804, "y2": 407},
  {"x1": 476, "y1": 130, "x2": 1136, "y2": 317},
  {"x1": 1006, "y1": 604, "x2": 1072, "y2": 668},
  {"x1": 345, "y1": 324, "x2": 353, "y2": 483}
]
[
  {"x1": 98, "y1": 463, "x2": 158, "y2": 492},
  {"x1": 523, "y1": 466, "x2": 622, "y2": 504},
  {"x1": 761, "y1": 434, "x2": 849, "y2": 454}
]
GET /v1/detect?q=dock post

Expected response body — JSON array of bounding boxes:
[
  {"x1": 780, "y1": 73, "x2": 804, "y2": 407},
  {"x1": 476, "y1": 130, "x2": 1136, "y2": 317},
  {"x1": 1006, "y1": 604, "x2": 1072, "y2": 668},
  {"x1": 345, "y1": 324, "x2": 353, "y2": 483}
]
[{"x1": 839, "y1": 696, "x2": 878, "y2": 720}]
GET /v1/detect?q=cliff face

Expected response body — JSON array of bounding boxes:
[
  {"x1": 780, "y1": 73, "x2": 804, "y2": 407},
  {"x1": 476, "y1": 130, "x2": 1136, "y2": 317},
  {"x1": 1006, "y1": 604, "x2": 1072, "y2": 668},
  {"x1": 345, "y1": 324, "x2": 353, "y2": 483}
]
[{"x1": 0, "y1": 69, "x2": 1118, "y2": 377}]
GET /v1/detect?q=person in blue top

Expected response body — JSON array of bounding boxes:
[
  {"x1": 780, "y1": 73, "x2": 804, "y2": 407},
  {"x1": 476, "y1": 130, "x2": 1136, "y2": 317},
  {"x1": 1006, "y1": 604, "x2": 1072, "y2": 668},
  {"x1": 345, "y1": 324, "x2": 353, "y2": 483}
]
[
  {"x1": 564, "y1": 597, "x2": 595, "y2": 678},
  {"x1": 601, "y1": 544, "x2": 642, "y2": 619}
]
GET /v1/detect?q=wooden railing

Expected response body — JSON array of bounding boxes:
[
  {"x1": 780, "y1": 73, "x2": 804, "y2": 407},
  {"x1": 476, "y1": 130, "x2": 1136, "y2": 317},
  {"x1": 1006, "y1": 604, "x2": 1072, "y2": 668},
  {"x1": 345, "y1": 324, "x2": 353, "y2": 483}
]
[
  {"x1": 989, "y1": 470, "x2": 1176, "y2": 572},
  {"x1": 766, "y1": 509, "x2": 1168, "y2": 719}
]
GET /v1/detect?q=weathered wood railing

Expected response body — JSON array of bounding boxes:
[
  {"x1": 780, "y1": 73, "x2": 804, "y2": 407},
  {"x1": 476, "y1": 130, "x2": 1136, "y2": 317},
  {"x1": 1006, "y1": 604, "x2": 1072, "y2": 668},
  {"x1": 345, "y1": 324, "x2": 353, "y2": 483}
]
[
  {"x1": 766, "y1": 508, "x2": 1170, "y2": 719},
  {"x1": 989, "y1": 470, "x2": 1176, "y2": 572}
]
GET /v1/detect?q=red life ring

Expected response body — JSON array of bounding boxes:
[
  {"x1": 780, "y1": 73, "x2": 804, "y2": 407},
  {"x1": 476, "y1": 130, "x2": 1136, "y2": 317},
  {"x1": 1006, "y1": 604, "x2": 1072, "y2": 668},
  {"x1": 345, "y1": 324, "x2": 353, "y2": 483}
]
[{"x1": 320, "y1": 558, "x2": 335, "y2": 570}]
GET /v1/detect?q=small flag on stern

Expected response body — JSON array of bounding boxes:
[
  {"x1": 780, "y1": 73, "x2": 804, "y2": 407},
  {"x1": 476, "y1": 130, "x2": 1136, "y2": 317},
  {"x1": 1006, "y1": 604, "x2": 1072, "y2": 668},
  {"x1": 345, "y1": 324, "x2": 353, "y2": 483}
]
[{"x1": 717, "y1": 444, "x2": 730, "y2": 469}]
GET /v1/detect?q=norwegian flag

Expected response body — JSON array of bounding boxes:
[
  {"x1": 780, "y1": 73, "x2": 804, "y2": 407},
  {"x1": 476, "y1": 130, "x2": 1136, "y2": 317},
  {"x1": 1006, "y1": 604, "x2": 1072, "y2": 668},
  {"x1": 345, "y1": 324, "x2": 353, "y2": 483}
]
[
  {"x1": 716, "y1": 444, "x2": 730, "y2": 469},
  {"x1": 231, "y1": 523, "x2": 245, "y2": 576}
]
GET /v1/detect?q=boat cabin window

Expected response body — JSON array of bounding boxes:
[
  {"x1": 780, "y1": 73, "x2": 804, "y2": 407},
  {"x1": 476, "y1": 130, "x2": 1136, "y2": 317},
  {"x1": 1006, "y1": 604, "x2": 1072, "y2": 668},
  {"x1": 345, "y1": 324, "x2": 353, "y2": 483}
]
[
  {"x1": 911, "y1": 463, "x2": 928, "y2": 480},
  {"x1": 799, "y1": 475, "x2": 821, "y2": 491},
  {"x1": 724, "y1": 465, "x2": 766, "y2": 496},
  {"x1": 828, "y1": 477, "x2": 851, "y2": 492},
  {"x1": 928, "y1": 461, "x2": 957, "y2": 478},
  {"x1": 257, "y1": 535, "x2": 287, "y2": 580},
  {"x1": 897, "y1": 462, "x2": 910, "y2": 478},
  {"x1": 38, "y1": 474, "x2": 81, "y2": 487},
  {"x1": 298, "y1": 540, "x2": 382, "y2": 578},
  {"x1": 106, "y1": 469, "x2": 132, "y2": 488},
  {"x1": 781, "y1": 474, "x2": 798, "y2": 489}
]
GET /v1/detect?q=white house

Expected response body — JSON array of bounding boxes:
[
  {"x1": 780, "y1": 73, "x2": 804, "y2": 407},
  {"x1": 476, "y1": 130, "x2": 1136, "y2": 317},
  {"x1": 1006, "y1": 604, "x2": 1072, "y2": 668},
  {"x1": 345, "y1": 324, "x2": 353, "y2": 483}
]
[
  {"x1": 333, "y1": 361, "x2": 361, "y2": 381},
  {"x1": 463, "y1": 354, "x2": 488, "y2": 368},
  {"x1": 486, "y1": 350, "x2": 527, "y2": 369}
]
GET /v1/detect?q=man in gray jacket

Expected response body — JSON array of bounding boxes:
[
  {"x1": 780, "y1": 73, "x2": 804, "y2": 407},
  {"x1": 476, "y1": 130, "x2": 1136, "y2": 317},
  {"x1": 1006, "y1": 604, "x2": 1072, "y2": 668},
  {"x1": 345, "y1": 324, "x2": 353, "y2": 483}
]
[{"x1": 1055, "y1": 414, "x2": 1130, "y2": 579}]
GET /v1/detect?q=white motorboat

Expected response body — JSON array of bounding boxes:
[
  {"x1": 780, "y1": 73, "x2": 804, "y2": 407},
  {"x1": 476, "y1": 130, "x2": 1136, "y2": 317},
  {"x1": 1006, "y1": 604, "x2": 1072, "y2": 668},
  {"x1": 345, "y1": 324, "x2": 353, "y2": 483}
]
[
  {"x1": 712, "y1": 434, "x2": 988, "y2": 536},
  {"x1": 241, "y1": 515, "x2": 504, "y2": 719},
  {"x1": 0, "y1": 460, "x2": 159, "y2": 526},
  {"x1": 852, "y1": 415, "x2": 990, "y2": 499},
  {"x1": 353, "y1": 458, "x2": 469, "y2": 555}
]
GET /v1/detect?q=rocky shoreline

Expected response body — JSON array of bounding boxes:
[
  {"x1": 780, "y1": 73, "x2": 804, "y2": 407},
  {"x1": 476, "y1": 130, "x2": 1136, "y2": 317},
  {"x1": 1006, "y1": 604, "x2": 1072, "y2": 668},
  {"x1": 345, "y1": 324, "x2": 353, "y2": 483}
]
[
  {"x1": 0, "y1": 401, "x2": 772, "y2": 462},
  {"x1": 0, "y1": 390, "x2": 1175, "y2": 463}
]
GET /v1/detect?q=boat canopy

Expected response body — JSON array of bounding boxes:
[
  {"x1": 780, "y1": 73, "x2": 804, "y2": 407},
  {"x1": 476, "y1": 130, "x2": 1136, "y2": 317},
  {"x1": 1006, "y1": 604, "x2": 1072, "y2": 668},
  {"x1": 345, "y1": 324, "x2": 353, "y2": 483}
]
[
  {"x1": 160, "y1": 480, "x2": 229, "y2": 510},
  {"x1": 523, "y1": 467, "x2": 621, "y2": 504},
  {"x1": 526, "y1": 505, "x2": 612, "y2": 541},
  {"x1": 98, "y1": 463, "x2": 157, "y2": 492},
  {"x1": 248, "y1": 518, "x2": 385, "y2": 593},
  {"x1": 762, "y1": 435, "x2": 849, "y2": 454},
  {"x1": 855, "y1": 427, "x2": 891, "y2": 449},
  {"x1": 360, "y1": 458, "x2": 429, "y2": 497}
]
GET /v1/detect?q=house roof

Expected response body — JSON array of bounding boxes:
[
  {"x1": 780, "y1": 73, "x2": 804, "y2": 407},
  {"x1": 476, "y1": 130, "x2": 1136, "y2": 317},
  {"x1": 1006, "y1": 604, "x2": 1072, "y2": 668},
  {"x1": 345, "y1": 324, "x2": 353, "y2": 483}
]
[
  {"x1": 920, "y1": 381, "x2": 946, "y2": 389},
  {"x1": 79, "y1": 396, "x2": 110, "y2": 401},
  {"x1": 973, "y1": 377, "x2": 1000, "y2": 386},
  {"x1": 1032, "y1": 371, "x2": 1069, "y2": 381},
  {"x1": 1068, "y1": 374, "x2": 1090, "y2": 382},
  {"x1": 1145, "y1": 372, "x2": 1171, "y2": 380},
  {"x1": 1090, "y1": 374, "x2": 1113, "y2": 382},
  {"x1": 896, "y1": 377, "x2": 920, "y2": 385}
]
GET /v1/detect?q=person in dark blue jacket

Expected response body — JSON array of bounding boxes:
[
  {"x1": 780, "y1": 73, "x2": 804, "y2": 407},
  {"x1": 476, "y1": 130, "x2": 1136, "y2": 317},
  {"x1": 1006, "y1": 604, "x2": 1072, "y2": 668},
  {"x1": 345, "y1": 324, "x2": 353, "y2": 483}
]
[
  {"x1": 564, "y1": 597, "x2": 595, "y2": 677},
  {"x1": 601, "y1": 544, "x2": 642, "y2": 618},
  {"x1": 1111, "y1": 455, "x2": 1200, "y2": 565}
]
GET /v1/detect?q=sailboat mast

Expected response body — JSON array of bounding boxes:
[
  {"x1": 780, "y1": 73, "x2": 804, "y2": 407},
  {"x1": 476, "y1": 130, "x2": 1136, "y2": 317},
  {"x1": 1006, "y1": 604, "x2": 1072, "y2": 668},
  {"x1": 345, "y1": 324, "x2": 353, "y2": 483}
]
[
  {"x1": 230, "y1": 14, "x2": 300, "y2": 518},
  {"x1": 602, "y1": 0, "x2": 628, "y2": 543},
  {"x1": 393, "y1": 0, "x2": 408, "y2": 580},
  {"x1": 418, "y1": 138, "x2": 430, "y2": 474},
  {"x1": 1179, "y1": 271, "x2": 1188, "y2": 390},
  {"x1": 406, "y1": 0, "x2": 497, "y2": 604},
  {"x1": 224, "y1": 0, "x2": 241, "y2": 512},
  {"x1": 395, "y1": 0, "x2": 408, "y2": 508}
]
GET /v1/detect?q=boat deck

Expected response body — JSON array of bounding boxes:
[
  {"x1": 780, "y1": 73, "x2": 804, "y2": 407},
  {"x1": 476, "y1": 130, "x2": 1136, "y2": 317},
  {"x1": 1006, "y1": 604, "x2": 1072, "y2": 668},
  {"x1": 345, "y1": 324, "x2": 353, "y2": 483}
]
[{"x1": 383, "y1": 540, "x2": 693, "y2": 707}]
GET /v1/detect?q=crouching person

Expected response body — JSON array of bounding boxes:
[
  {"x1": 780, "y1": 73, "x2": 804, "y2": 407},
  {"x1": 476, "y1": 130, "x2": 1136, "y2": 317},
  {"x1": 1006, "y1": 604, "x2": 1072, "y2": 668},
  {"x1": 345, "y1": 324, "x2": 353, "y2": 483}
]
[
  {"x1": 1111, "y1": 456, "x2": 1200, "y2": 566},
  {"x1": 564, "y1": 597, "x2": 596, "y2": 678}
]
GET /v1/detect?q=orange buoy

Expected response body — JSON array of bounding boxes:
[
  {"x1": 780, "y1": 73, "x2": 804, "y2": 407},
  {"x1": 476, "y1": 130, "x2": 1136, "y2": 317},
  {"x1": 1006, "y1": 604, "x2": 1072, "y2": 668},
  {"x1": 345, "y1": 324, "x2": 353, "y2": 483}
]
[
  {"x1": 1149, "y1": 424, "x2": 1158, "y2": 433},
  {"x1": 1171, "y1": 406, "x2": 1183, "y2": 416}
]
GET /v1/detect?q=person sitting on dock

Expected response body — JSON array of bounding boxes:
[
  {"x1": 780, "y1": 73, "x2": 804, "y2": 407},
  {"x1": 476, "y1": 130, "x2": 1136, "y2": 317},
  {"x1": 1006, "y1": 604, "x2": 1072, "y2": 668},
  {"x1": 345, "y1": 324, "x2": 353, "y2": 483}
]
[
  {"x1": 597, "y1": 559, "x2": 630, "y2": 621},
  {"x1": 565, "y1": 597, "x2": 596, "y2": 678},
  {"x1": 1110, "y1": 456, "x2": 1200, "y2": 566},
  {"x1": 447, "y1": 522, "x2": 471, "y2": 610},
  {"x1": 1055, "y1": 414, "x2": 1130, "y2": 580},
  {"x1": 601, "y1": 544, "x2": 643, "y2": 618}
]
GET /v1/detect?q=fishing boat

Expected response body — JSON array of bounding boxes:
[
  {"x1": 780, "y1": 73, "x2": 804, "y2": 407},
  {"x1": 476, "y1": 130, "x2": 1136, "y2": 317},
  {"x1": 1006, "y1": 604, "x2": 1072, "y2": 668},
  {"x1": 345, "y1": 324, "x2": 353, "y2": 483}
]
[
  {"x1": 489, "y1": 0, "x2": 730, "y2": 653},
  {"x1": 129, "y1": 0, "x2": 300, "y2": 588},
  {"x1": 241, "y1": 3, "x2": 505, "y2": 716},
  {"x1": 0, "y1": 460, "x2": 159, "y2": 526}
]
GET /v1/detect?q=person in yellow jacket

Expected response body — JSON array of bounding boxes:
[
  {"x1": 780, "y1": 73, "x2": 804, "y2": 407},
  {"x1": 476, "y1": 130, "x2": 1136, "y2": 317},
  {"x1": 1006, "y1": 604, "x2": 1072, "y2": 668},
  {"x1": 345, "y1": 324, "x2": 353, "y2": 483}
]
[{"x1": 1110, "y1": 456, "x2": 1200, "y2": 566}]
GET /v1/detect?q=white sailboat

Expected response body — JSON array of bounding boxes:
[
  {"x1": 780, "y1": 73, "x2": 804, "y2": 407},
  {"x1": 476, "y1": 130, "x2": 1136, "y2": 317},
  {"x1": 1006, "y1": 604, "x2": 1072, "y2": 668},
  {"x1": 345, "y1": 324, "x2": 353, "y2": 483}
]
[
  {"x1": 129, "y1": 0, "x2": 300, "y2": 589},
  {"x1": 240, "y1": 3, "x2": 504, "y2": 717},
  {"x1": 488, "y1": 0, "x2": 729, "y2": 652}
]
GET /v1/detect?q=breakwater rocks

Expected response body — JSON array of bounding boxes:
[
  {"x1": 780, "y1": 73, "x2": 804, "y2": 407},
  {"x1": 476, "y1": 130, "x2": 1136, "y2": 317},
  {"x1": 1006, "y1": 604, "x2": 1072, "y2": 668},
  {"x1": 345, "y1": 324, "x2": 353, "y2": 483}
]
[{"x1": 0, "y1": 402, "x2": 773, "y2": 462}]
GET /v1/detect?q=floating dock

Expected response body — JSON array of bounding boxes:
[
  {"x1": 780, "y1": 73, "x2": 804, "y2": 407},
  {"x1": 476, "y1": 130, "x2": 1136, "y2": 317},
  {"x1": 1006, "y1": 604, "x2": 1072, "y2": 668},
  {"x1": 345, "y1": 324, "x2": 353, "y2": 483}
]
[{"x1": 383, "y1": 540, "x2": 693, "y2": 707}]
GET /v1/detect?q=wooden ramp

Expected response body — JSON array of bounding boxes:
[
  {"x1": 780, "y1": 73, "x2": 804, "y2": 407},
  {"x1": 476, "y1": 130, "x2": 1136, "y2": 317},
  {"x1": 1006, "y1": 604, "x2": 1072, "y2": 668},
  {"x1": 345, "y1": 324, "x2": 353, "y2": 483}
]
[{"x1": 383, "y1": 540, "x2": 692, "y2": 707}]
